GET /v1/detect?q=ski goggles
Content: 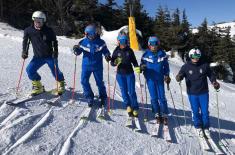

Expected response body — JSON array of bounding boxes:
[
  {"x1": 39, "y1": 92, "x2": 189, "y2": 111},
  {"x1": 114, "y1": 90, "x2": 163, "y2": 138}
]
[
  {"x1": 119, "y1": 39, "x2": 128, "y2": 45},
  {"x1": 33, "y1": 18, "x2": 44, "y2": 24},
  {"x1": 191, "y1": 53, "x2": 201, "y2": 59},
  {"x1": 148, "y1": 41, "x2": 158, "y2": 46},
  {"x1": 85, "y1": 26, "x2": 96, "y2": 37}
]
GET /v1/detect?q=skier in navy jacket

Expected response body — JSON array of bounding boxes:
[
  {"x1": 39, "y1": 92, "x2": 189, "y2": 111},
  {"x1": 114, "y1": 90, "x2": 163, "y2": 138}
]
[
  {"x1": 22, "y1": 11, "x2": 65, "y2": 96},
  {"x1": 140, "y1": 36, "x2": 171, "y2": 124},
  {"x1": 73, "y1": 24, "x2": 111, "y2": 107},
  {"x1": 110, "y1": 33, "x2": 140, "y2": 117},
  {"x1": 176, "y1": 48, "x2": 220, "y2": 136}
]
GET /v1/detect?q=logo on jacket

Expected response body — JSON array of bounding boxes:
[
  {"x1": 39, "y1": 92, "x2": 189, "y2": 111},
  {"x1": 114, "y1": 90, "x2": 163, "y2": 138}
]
[
  {"x1": 87, "y1": 44, "x2": 91, "y2": 48},
  {"x1": 200, "y1": 68, "x2": 203, "y2": 74},
  {"x1": 43, "y1": 35, "x2": 47, "y2": 41},
  {"x1": 189, "y1": 70, "x2": 193, "y2": 74}
]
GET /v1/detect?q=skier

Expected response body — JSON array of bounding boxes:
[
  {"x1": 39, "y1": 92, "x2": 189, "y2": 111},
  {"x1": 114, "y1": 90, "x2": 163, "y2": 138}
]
[
  {"x1": 140, "y1": 36, "x2": 171, "y2": 124},
  {"x1": 22, "y1": 11, "x2": 65, "y2": 96},
  {"x1": 175, "y1": 48, "x2": 220, "y2": 137},
  {"x1": 110, "y1": 33, "x2": 140, "y2": 117},
  {"x1": 73, "y1": 24, "x2": 111, "y2": 107}
]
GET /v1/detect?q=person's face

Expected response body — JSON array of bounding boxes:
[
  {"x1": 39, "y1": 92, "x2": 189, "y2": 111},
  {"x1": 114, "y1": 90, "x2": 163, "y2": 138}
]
[
  {"x1": 118, "y1": 39, "x2": 127, "y2": 49},
  {"x1": 34, "y1": 18, "x2": 44, "y2": 30},
  {"x1": 149, "y1": 45, "x2": 158, "y2": 52},
  {"x1": 191, "y1": 58, "x2": 200, "y2": 63}
]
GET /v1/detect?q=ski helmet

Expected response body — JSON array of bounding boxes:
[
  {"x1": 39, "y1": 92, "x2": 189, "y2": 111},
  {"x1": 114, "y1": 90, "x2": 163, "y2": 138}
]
[
  {"x1": 85, "y1": 25, "x2": 96, "y2": 39},
  {"x1": 188, "y1": 48, "x2": 201, "y2": 59},
  {"x1": 148, "y1": 36, "x2": 160, "y2": 46},
  {"x1": 32, "y1": 11, "x2": 46, "y2": 22},
  {"x1": 117, "y1": 34, "x2": 128, "y2": 45}
]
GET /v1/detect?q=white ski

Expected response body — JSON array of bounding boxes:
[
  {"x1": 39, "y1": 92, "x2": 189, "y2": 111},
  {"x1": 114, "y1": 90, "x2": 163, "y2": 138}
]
[
  {"x1": 80, "y1": 107, "x2": 92, "y2": 120},
  {"x1": 125, "y1": 117, "x2": 133, "y2": 128},
  {"x1": 133, "y1": 117, "x2": 141, "y2": 132},
  {"x1": 5, "y1": 95, "x2": 35, "y2": 105},
  {"x1": 151, "y1": 122, "x2": 161, "y2": 137},
  {"x1": 220, "y1": 139, "x2": 234, "y2": 155},
  {"x1": 97, "y1": 107, "x2": 105, "y2": 121},
  {"x1": 163, "y1": 124, "x2": 171, "y2": 142},
  {"x1": 194, "y1": 128, "x2": 210, "y2": 151},
  {"x1": 207, "y1": 137, "x2": 224, "y2": 154}
]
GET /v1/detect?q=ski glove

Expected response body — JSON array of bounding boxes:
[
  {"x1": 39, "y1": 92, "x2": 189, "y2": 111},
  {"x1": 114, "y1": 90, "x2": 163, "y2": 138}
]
[
  {"x1": 176, "y1": 74, "x2": 183, "y2": 82},
  {"x1": 140, "y1": 64, "x2": 147, "y2": 72},
  {"x1": 52, "y1": 52, "x2": 58, "y2": 59},
  {"x1": 213, "y1": 81, "x2": 220, "y2": 90},
  {"x1": 134, "y1": 67, "x2": 141, "y2": 74},
  {"x1": 105, "y1": 55, "x2": 112, "y2": 62},
  {"x1": 22, "y1": 53, "x2": 28, "y2": 59},
  {"x1": 73, "y1": 45, "x2": 80, "y2": 55},
  {"x1": 114, "y1": 57, "x2": 122, "y2": 66},
  {"x1": 164, "y1": 76, "x2": 171, "y2": 84}
]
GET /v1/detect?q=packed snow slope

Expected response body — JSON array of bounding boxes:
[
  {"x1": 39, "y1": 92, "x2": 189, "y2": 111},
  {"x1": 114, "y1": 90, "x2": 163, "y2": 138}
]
[{"x1": 0, "y1": 22, "x2": 235, "y2": 155}]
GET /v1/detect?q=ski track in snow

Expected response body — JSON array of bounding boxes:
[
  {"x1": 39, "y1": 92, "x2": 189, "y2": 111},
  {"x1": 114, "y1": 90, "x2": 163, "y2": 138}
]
[{"x1": 0, "y1": 22, "x2": 235, "y2": 154}]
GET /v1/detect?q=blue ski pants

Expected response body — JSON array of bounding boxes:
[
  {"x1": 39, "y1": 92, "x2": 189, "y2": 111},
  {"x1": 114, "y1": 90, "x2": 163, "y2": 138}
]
[
  {"x1": 188, "y1": 93, "x2": 210, "y2": 129},
  {"x1": 116, "y1": 73, "x2": 139, "y2": 110},
  {"x1": 26, "y1": 57, "x2": 64, "y2": 81},
  {"x1": 81, "y1": 68, "x2": 107, "y2": 101},
  {"x1": 146, "y1": 79, "x2": 169, "y2": 115}
]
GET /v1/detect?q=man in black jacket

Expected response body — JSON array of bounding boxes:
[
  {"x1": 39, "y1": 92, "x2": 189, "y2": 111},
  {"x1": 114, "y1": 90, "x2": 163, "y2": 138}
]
[
  {"x1": 22, "y1": 11, "x2": 65, "y2": 96},
  {"x1": 176, "y1": 48, "x2": 220, "y2": 137}
]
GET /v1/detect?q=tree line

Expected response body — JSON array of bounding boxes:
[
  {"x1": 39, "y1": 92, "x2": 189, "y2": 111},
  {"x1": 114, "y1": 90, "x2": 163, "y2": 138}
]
[{"x1": 0, "y1": 0, "x2": 235, "y2": 82}]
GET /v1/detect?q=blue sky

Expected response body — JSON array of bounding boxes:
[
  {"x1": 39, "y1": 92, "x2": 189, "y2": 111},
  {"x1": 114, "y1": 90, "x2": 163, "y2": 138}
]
[{"x1": 99, "y1": 0, "x2": 235, "y2": 27}]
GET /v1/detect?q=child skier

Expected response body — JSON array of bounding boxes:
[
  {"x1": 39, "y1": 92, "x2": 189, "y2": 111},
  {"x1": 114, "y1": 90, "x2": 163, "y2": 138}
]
[
  {"x1": 22, "y1": 11, "x2": 65, "y2": 96},
  {"x1": 110, "y1": 33, "x2": 140, "y2": 117},
  {"x1": 140, "y1": 36, "x2": 171, "y2": 124},
  {"x1": 175, "y1": 48, "x2": 220, "y2": 137},
  {"x1": 73, "y1": 24, "x2": 111, "y2": 107}
]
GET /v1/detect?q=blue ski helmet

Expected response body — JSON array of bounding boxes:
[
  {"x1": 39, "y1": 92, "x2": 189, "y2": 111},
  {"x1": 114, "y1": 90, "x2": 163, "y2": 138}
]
[
  {"x1": 148, "y1": 36, "x2": 160, "y2": 46},
  {"x1": 85, "y1": 25, "x2": 96, "y2": 39},
  {"x1": 117, "y1": 34, "x2": 128, "y2": 45}
]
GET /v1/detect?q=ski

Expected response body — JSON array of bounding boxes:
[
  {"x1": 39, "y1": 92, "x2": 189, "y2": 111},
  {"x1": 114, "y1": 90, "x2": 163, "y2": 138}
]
[
  {"x1": 133, "y1": 117, "x2": 141, "y2": 132},
  {"x1": 151, "y1": 122, "x2": 161, "y2": 137},
  {"x1": 80, "y1": 106, "x2": 92, "y2": 120},
  {"x1": 195, "y1": 128, "x2": 210, "y2": 151},
  {"x1": 163, "y1": 124, "x2": 171, "y2": 142},
  {"x1": 220, "y1": 139, "x2": 235, "y2": 155},
  {"x1": 125, "y1": 117, "x2": 133, "y2": 128},
  {"x1": 206, "y1": 137, "x2": 224, "y2": 154},
  {"x1": 97, "y1": 106, "x2": 105, "y2": 121}
]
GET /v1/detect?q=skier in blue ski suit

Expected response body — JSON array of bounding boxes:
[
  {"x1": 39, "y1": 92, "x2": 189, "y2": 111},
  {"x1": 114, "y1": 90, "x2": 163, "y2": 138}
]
[
  {"x1": 176, "y1": 48, "x2": 220, "y2": 134},
  {"x1": 110, "y1": 34, "x2": 140, "y2": 117},
  {"x1": 22, "y1": 11, "x2": 65, "y2": 96},
  {"x1": 73, "y1": 24, "x2": 111, "y2": 107},
  {"x1": 140, "y1": 36, "x2": 171, "y2": 123}
]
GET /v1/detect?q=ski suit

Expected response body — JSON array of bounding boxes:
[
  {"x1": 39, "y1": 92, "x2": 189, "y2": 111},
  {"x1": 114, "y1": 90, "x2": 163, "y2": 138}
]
[
  {"x1": 74, "y1": 36, "x2": 110, "y2": 102},
  {"x1": 22, "y1": 25, "x2": 64, "y2": 81},
  {"x1": 177, "y1": 61, "x2": 216, "y2": 129},
  {"x1": 111, "y1": 46, "x2": 139, "y2": 110},
  {"x1": 141, "y1": 49, "x2": 170, "y2": 116}
]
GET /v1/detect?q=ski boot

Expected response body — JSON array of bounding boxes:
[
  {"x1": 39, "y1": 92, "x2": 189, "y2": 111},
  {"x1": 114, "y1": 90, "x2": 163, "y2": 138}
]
[
  {"x1": 203, "y1": 129, "x2": 211, "y2": 139},
  {"x1": 87, "y1": 98, "x2": 94, "y2": 107},
  {"x1": 127, "y1": 106, "x2": 133, "y2": 117},
  {"x1": 58, "y1": 80, "x2": 65, "y2": 95},
  {"x1": 155, "y1": 113, "x2": 163, "y2": 124},
  {"x1": 162, "y1": 114, "x2": 168, "y2": 125},
  {"x1": 132, "y1": 110, "x2": 138, "y2": 117},
  {"x1": 99, "y1": 97, "x2": 106, "y2": 108},
  {"x1": 31, "y1": 80, "x2": 45, "y2": 96},
  {"x1": 195, "y1": 128, "x2": 204, "y2": 138}
]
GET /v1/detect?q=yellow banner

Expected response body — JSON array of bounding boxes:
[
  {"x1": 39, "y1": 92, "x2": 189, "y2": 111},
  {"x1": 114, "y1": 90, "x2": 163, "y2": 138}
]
[{"x1": 128, "y1": 17, "x2": 139, "y2": 51}]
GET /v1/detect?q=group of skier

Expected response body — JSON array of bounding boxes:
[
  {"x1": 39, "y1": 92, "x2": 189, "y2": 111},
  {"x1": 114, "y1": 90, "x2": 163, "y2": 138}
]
[{"x1": 21, "y1": 11, "x2": 221, "y2": 135}]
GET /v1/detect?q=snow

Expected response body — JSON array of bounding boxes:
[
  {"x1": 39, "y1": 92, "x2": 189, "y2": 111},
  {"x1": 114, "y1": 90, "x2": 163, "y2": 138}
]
[{"x1": 0, "y1": 22, "x2": 235, "y2": 155}]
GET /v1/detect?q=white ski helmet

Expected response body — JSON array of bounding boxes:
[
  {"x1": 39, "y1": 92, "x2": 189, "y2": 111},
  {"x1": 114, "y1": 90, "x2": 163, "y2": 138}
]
[
  {"x1": 188, "y1": 48, "x2": 201, "y2": 59},
  {"x1": 32, "y1": 11, "x2": 46, "y2": 22}
]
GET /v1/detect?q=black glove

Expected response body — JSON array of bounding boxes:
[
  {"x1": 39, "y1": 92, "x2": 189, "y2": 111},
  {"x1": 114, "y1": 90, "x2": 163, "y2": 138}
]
[
  {"x1": 22, "y1": 53, "x2": 28, "y2": 59},
  {"x1": 140, "y1": 64, "x2": 147, "y2": 72},
  {"x1": 164, "y1": 76, "x2": 171, "y2": 84},
  {"x1": 73, "y1": 45, "x2": 80, "y2": 55},
  {"x1": 52, "y1": 51, "x2": 58, "y2": 59},
  {"x1": 176, "y1": 74, "x2": 183, "y2": 82},
  {"x1": 105, "y1": 55, "x2": 112, "y2": 62},
  {"x1": 213, "y1": 81, "x2": 220, "y2": 90}
]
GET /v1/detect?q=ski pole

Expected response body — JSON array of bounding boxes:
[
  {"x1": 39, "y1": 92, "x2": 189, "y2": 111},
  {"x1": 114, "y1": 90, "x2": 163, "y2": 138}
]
[
  {"x1": 71, "y1": 55, "x2": 77, "y2": 102},
  {"x1": 54, "y1": 59, "x2": 59, "y2": 93},
  {"x1": 167, "y1": 83, "x2": 182, "y2": 133},
  {"x1": 215, "y1": 90, "x2": 222, "y2": 143},
  {"x1": 179, "y1": 82, "x2": 187, "y2": 127},
  {"x1": 16, "y1": 59, "x2": 26, "y2": 94},
  {"x1": 144, "y1": 80, "x2": 148, "y2": 122},
  {"x1": 107, "y1": 62, "x2": 111, "y2": 114},
  {"x1": 138, "y1": 74, "x2": 145, "y2": 119},
  {"x1": 111, "y1": 67, "x2": 118, "y2": 114}
]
